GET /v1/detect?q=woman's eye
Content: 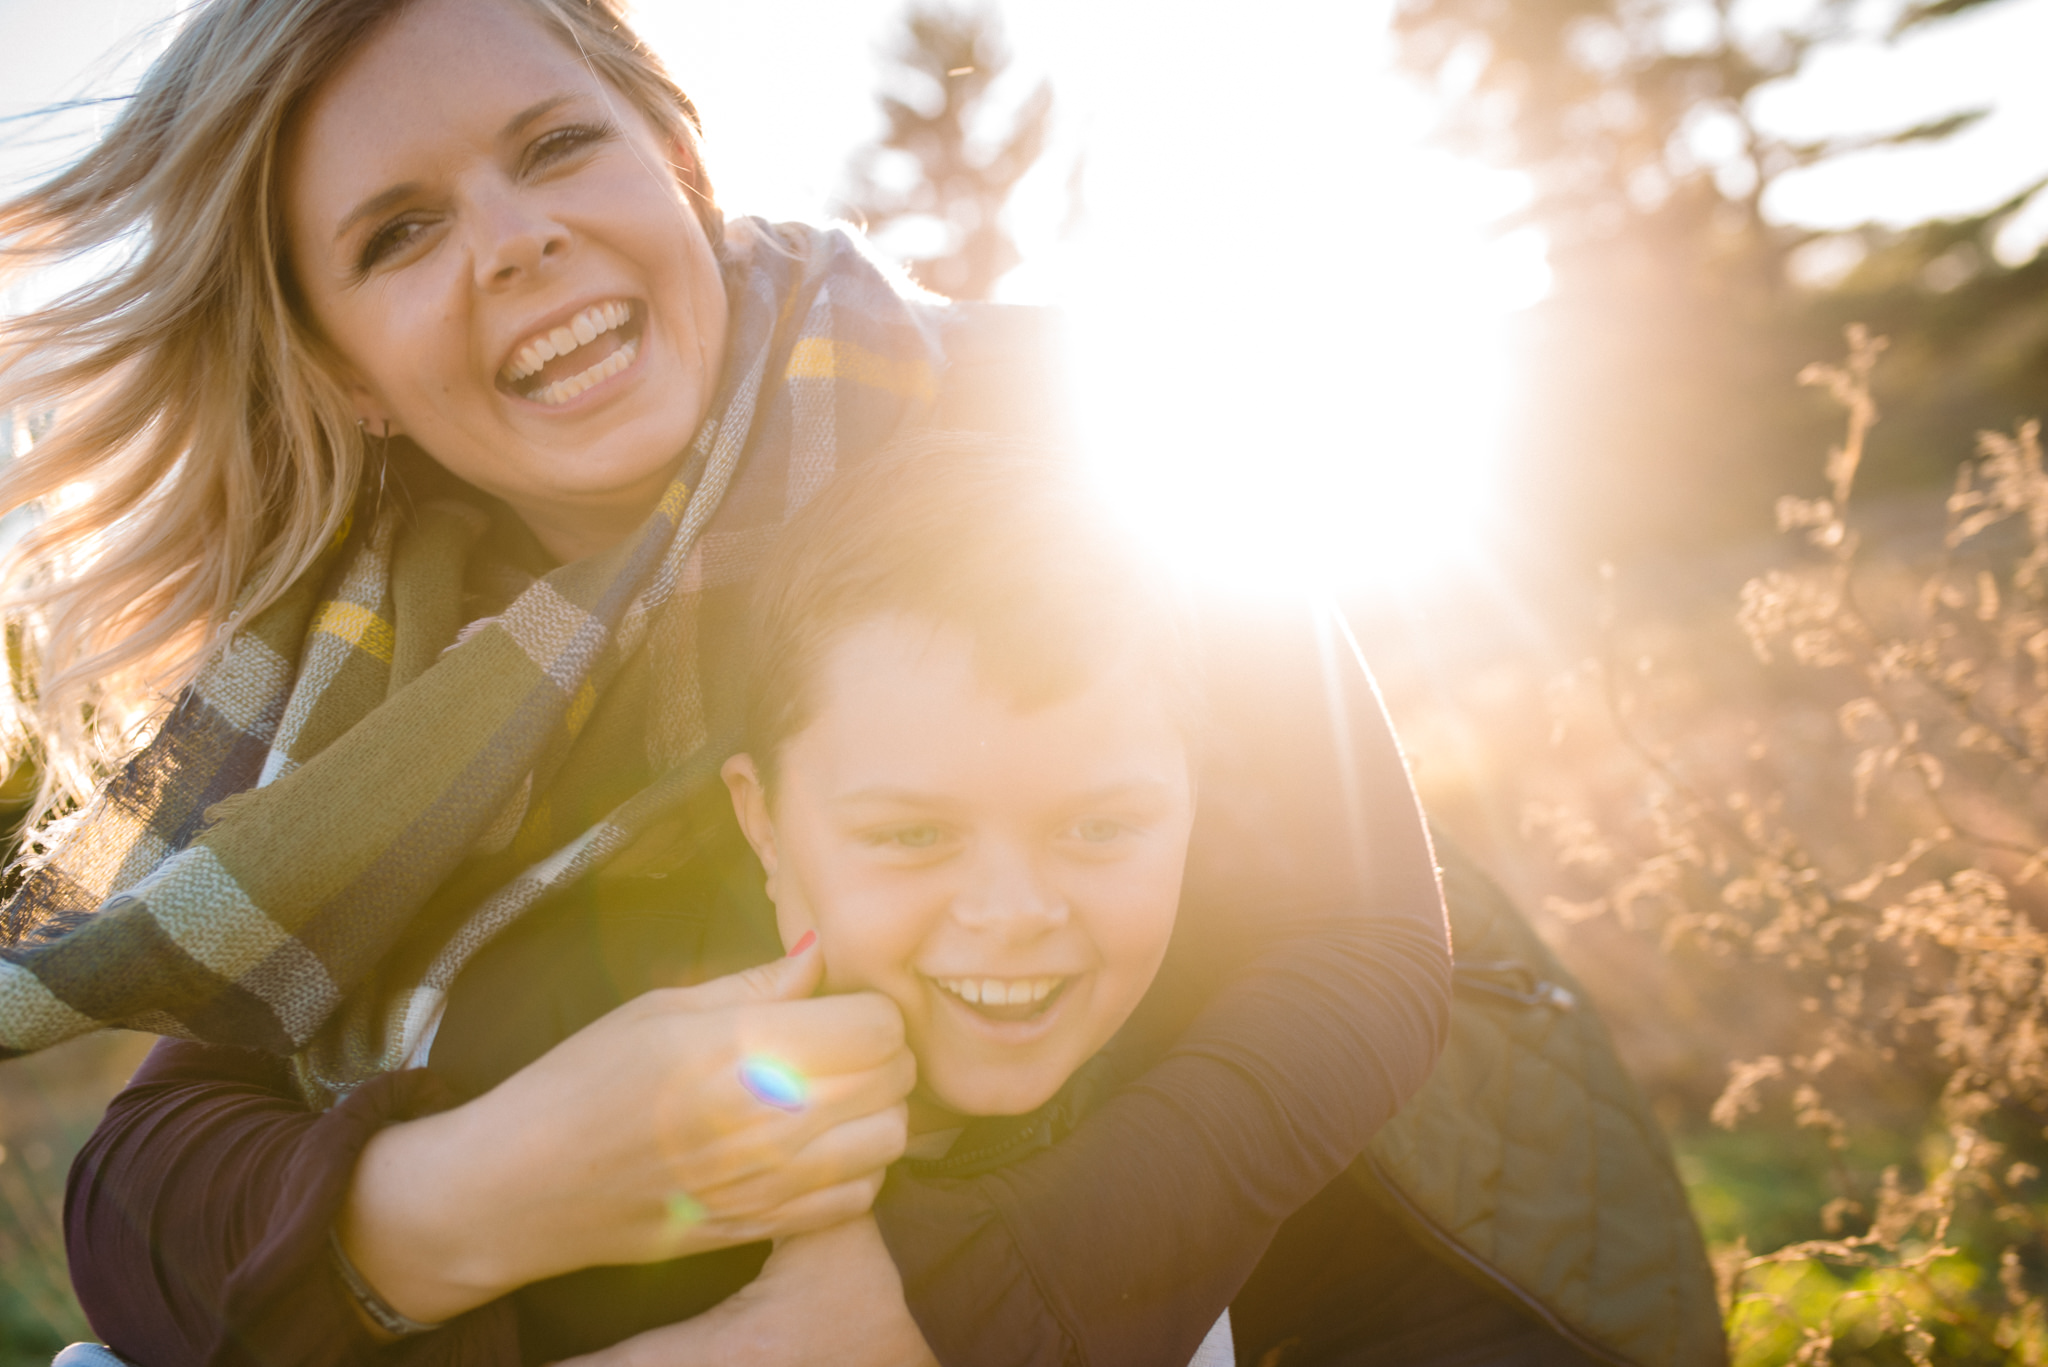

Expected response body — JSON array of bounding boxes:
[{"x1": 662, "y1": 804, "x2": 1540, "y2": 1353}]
[
  {"x1": 523, "y1": 122, "x2": 615, "y2": 175},
  {"x1": 1071, "y1": 819, "x2": 1126, "y2": 844},
  {"x1": 356, "y1": 218, "x2": 433, "y2": 273}
]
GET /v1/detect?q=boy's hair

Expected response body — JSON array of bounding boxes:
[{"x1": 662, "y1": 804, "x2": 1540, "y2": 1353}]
[{"x1": 741, "y1": 432, "x2": 1204, "y2": 786}]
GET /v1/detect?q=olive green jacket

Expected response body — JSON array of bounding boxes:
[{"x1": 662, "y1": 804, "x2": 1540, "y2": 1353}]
[{"x1": 1361, "y1": 835, "x2": 1729, "y2": 1367}]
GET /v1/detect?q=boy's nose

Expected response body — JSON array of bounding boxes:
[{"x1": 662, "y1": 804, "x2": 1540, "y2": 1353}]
[{"x1": 952, "y1": 844, "x2": 1068, "y2": 932}]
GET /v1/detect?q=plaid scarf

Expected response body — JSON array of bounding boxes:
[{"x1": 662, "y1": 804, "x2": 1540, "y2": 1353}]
[{"x1": 0, "y1": 221, "x2": 941, "y2": 1096}]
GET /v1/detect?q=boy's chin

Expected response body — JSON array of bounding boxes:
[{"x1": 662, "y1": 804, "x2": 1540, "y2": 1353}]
[{"x1": 918, "y1": 1067, "x2": 1065, "y2": 1122}]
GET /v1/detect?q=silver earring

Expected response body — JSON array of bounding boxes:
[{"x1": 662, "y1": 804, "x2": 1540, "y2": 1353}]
[{"x1": 360, "y1": 419, "x2": 391, "y2": 522}]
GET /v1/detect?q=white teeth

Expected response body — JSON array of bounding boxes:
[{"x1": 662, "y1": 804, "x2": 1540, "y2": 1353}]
[
  {"x1": 934, "y1": 976, "x2": 1062, "y2": 1008},
  {"x1": 525, "y1": 335, "x2": 638, "y2": 407},
  {"x1": 503, "y1": 303, "x2": 635, "y2": 383}
]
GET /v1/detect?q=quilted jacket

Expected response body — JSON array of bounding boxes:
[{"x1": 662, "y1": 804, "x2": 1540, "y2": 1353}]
[{"x1": 1362, "y1": 835, "x2": 1729, "y2": 1367}]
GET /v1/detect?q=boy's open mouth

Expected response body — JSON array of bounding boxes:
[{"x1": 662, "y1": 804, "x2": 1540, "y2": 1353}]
[
  {"x1": 930, "y1": 975, "x2": 1069, "y2": 1024},
  {"x1": 497, "y1": 300, "x2": 645, "y2": 406}
]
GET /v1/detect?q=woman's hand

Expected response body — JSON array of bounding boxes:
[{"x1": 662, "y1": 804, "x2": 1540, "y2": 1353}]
[
  {"x1": 549, "y1": 1216, "x2": 940, "y2": 1367},
  {"x1": 336, "y1": 943, "x2": 915, "y2": 1326}
]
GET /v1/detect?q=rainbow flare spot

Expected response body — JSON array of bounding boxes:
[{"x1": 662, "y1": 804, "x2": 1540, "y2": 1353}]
[
  {"x1": 664, "y1": 1191, "x2": 707, "y2": 1233},
  {"x1": 739, "y1": 1056, "x2": 809, "y2": 1112}
]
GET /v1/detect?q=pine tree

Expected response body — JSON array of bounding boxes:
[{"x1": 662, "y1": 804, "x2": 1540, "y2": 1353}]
[
  {"x1": 844, "y1": 4, "x2": 1052, "y2": 301},
  {"x1": 1393, "y1": 0, "x2": 2047, "y2": 564}
]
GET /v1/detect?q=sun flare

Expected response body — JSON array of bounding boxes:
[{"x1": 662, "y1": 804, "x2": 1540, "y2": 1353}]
[
  {"x1": 1056, "y1": 167, "x2": 1543, "y2": 600},
  {"x1": 983, "y1": 0, "x2": 1548, "y2": 601}
]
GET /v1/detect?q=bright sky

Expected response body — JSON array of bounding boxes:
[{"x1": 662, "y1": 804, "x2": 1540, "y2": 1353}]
[{"x1": 2, "y1": 0, "x2": 2044, "y2": 594}]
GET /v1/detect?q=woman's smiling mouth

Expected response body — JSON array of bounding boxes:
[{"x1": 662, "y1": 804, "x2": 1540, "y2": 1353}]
[{"x1": 498, "y1": 300, "x2": 644, "y2": 406}]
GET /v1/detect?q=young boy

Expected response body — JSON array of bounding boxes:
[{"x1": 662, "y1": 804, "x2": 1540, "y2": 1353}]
[
  {"x1": 520, "y1": 438, "x2": 1228, "y2": 1367},
  {"x1": 708, "y1": 435, "x2": 1237, "y2": 1365},
  {"x1": 417, "y1": 431, "x2": 1237, "y2": 1364},
  {"x1": 718, "y1": 434, "x2": 1206, "y2": 1145}
]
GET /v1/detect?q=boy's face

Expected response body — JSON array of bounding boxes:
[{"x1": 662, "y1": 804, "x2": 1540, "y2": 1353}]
[{"x1": 724, "y1": 616, "x2": 1195, "y2": 1119}]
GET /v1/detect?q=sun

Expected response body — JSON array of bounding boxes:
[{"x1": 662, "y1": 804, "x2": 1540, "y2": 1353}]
[
  {"x1": 1055, "y1": 176, "x2": 1543, "y2": 601},
  {"x1": 994, "y1": 14, "x2": 1549, "y2": 603}
]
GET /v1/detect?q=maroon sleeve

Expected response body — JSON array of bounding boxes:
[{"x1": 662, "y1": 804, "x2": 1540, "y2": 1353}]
[
  {"x1": 65, "y1": 1037, "x2": 518, "y2": 1367},
  {"x1": 875, "y1": 603, "x2": 1452, "y2": 1367}
]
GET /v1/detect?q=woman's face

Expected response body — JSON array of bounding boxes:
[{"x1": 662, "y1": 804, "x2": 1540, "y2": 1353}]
[{"x1": 283, "y1": 0, "x2": 728, "y2": 562}]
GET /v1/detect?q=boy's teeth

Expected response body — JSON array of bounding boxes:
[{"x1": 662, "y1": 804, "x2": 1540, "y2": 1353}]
[
  {"x1": 504, "y1": 301, "x2": 633, "y2": 383},
  {"x1": 936, "y1": 976, "x2": 1061, "y2": 1007}
]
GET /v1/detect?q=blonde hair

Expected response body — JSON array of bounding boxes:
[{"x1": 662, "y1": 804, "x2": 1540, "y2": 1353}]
[{"x1": 0, "y1": 0, "x2": 718, "y2": 816}]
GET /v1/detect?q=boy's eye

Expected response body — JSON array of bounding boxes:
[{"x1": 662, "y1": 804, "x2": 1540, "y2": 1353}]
[
  {"x1": 1070, "y1": 819, "x2": 1126, "y2": 844},
  {"x1": 880, "y1": 825, "x2": 944, "y2": 850}
]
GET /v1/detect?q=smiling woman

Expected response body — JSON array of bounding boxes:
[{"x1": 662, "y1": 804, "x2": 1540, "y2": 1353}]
[
  {"x1": 0, "y1": 1, "x2": 1459, "y2": 1365},
  {"x1": 0, "y1": 0, "x2": 730, "y2": 805},
  {"x1": 282, "y1": 0, "x2": 728, "y2": 562}
]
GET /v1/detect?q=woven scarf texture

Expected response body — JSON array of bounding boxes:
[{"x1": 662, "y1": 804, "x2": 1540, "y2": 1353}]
[{"x1": 0, "y1": 221, "x2": 941, "y2": 1097}]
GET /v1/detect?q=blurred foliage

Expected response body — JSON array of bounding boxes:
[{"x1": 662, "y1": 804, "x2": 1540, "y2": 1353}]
[
  {"x1": 1393, "y1": 0, "x2": 2048, "y2": 566},
  {"x1": 0, "y1": 1034, "x2": 148, "y2": 1365},
  {"x1": 1364, "y1": 316, "x2": 2048, "y2": 1359},
  {"x1": 842, "y1": 3, "x2": 1051, "y2": 301},
  {"x1": 1515, "y1": 333, "x2": 2048, "y2": 1361}
]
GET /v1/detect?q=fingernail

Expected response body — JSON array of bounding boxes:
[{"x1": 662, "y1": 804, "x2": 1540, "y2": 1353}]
[{"x1": 786, "y1": 930, "x2": 817, "y2": 957}]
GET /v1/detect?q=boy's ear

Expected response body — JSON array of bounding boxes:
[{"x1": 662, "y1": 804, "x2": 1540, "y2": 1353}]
[{"x1": 721, "y1": 752, "x2": 778, "y2": 880}]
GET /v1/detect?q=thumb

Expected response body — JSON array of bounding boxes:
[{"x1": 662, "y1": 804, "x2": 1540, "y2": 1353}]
[{"x1": 673, "y1": 934, "x2": 824, "y2": 1013}]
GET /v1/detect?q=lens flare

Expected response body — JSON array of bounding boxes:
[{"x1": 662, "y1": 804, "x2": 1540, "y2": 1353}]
[
  {"x1": 664, "y1": 1191, "x2": 707, "y2": 1235},
  {"x1": 738, "y1": 1056, "x2": 809, "y2": 1112}
]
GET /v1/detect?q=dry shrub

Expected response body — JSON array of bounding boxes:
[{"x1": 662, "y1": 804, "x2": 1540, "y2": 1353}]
[
  {"x1": 0, "y1": 1031, "x2": 148, "y2": 1362},
  {"x1": 1527, "y1": 328, "x2": 2048, "y2": 1363}
]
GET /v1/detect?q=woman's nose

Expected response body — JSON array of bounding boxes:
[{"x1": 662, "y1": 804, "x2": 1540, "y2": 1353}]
[
  {"x1": 953, "y1": 845, "x2": 1068, "y2": 933},
  {"x1": 471, "y1": 185, "x2": 569, "y2": 289}
]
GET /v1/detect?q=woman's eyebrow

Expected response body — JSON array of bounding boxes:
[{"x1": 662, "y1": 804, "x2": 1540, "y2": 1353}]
[
  {"x1": 501, "y1": 92, "x2": 579, "y2": 140},
  {"x1": 334, "y1": 181, "x2": 421, "y2": 244},
  {"x1": 330, "y1": 94, "x2": 582, "y2": 244}
]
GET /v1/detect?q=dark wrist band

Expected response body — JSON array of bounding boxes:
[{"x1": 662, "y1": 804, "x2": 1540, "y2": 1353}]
[{"x1": 328, "y1": 1230, "x2": 447, "y2": 1338}]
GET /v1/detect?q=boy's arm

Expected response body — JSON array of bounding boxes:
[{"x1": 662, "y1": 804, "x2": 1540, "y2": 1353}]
[{"x1": 873, "y1": 599, "x2": 1451, "y2": 1367}]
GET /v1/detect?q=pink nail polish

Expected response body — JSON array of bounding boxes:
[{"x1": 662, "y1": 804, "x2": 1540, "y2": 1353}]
[{"x1": 787, "y1": 930, "x2": 817, "y2": 957}]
